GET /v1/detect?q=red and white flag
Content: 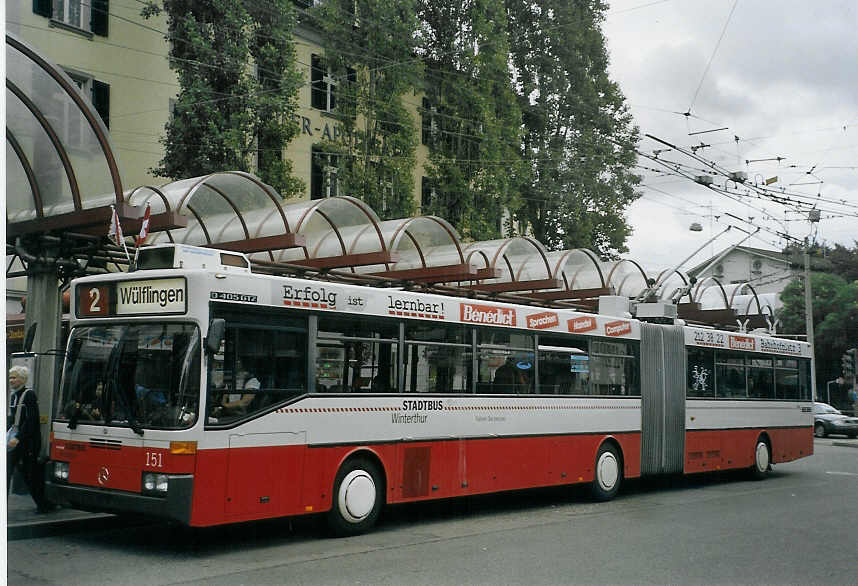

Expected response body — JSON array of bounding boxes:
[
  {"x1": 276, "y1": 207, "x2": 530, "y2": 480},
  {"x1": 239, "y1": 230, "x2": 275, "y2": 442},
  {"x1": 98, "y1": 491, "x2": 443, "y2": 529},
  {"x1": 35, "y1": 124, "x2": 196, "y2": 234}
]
[
  {"x1": 108, "y1": 205, "x2": 124, "y2": 246},
  {"x1": 136, "y1": 204, "x2": 151, "y2": 246}
]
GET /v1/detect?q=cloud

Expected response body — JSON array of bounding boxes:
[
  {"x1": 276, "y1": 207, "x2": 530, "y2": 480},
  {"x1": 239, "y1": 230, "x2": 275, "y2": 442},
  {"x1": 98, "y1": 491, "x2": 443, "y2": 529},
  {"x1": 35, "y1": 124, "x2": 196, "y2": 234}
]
[{"x1": 602, "y1": 0, "x2": 858, "y2": 264}]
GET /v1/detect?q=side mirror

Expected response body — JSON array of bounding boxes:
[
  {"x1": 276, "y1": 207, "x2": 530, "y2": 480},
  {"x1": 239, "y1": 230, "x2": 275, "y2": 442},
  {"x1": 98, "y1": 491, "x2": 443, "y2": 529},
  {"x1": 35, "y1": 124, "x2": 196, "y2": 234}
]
[
  {"x1": 24, "y1": 323, "x2": 37, "y2": 353},
  {"x1": 206, "y1": 319, "x2": 226, "y2": 355}
]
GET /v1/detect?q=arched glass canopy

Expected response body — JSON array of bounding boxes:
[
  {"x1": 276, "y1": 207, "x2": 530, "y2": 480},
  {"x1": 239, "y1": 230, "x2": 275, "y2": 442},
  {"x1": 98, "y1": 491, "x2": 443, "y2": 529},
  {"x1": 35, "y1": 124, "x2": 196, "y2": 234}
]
[
  {"x1": 140, "y1": 172, "x2": 301, "y2": 261},
  {"x1": 354, "y1": 216, "x2": 481, "y2": 282},
  {"x1": 264, "y1": 196, "x2": 392, "y2": 270},
  {"x1": 459, "y1": 237, "x2": 560, "y2": 292},
  {"x1": 527, "y1": 249, "x2": 609, "y2": 302},
  {"x1": 604, "y1": 259, "x2": 649, "y2": 297},
  {"x1": 5, "y1": 33, "x2": 128, "y2": 235}
]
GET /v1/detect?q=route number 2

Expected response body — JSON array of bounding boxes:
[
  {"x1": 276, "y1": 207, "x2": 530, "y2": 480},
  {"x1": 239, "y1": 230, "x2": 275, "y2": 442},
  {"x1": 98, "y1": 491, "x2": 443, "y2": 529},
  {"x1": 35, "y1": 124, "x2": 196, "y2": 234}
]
[{"x1": 79, "y1": 285, "x2": 110, "y2": 316}]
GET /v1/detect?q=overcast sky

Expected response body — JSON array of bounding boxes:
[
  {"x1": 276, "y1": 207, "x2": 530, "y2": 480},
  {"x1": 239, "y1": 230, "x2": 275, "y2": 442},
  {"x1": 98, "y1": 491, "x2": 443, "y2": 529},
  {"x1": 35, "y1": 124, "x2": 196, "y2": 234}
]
[{"x1": 600, "y1": 0, "x2": 857, "y2": 270}]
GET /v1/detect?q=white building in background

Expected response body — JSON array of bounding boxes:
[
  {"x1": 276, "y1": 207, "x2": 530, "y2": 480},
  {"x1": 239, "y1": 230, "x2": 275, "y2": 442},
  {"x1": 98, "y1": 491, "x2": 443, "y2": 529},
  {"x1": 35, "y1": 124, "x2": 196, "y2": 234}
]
[{"x1": 688, "y1": 246, "x2": 800, "y2": 296}]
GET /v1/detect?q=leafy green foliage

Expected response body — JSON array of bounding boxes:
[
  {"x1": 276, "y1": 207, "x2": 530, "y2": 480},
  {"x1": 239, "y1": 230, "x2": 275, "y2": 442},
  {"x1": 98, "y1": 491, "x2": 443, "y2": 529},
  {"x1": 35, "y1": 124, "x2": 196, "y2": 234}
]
[
  {"x1": 309, "y1": 0, "x2": 421, "y2": 219},
  {"x1": 779, "y1": 271, "x2": 858, "y2": 396},
  {"x1": 506, "y1": 0, "x2": 640, "y2": 256},
  {"x1": 145, "y1": 0, "x2": 303, "y2": 196},
  {"x1": 417, "y1": 0, "x2": 526, "y2": 240}
]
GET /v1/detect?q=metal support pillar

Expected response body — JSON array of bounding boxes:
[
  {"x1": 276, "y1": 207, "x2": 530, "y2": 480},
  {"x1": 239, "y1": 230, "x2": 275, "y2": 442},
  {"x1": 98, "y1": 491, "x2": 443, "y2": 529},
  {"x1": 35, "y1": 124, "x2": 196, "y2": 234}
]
[
  {"x1": 803, "y1": 250, "x2": 817, "y2": 401},
  {"x1": 23, "y1": 263, "x2": 63, "y2": 459}
]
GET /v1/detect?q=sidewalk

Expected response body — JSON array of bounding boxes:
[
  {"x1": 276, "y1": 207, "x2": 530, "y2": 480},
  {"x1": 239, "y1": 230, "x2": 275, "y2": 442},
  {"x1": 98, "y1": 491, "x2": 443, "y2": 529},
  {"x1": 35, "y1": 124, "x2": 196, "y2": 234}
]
[{"x1": 6, "y1": 491, "x2": 114, "y2": 540}]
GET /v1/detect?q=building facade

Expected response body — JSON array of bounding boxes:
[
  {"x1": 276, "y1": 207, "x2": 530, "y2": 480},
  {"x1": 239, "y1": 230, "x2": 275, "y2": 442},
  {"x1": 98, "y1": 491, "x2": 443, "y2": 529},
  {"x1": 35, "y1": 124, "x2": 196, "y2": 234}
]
[
  {"x1": 8, "y1": 2, "x2": 430, "y2": 206},
  {"x1": 689, "y1": 246, "x2": 798, "y2": 296}
]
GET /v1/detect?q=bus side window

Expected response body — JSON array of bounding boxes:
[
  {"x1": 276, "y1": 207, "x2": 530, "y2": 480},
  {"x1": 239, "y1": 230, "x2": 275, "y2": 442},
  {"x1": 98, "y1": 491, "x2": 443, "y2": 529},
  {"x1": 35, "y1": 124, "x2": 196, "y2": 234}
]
[
  {"x1": 404, "y1": 322, "x2": 472, "y2": 394},
  {"x1": 687, "y1": 347, "x2": 715, "y2": 398},
  {"x1": 589, "y1": 340, "x2": 639, "y2": 396},
  {"x1": 207, "y1": 325, "x2": 307, "y2": 424},
  {"x1": 716, "y1": 352, "x2": 747, "y2": 398},
  {"x1": 317, "y1": 315, "x2": 399, "y2": 394},
  {"x1": 536, "y1": 337, "x2": 589, "y2": 395},
  {"x1": 477, "y1": 329, "x2": 534, "y2": 395},
  {"x1": 748, "y1": 357, "x2": 774, "y2": 399}
]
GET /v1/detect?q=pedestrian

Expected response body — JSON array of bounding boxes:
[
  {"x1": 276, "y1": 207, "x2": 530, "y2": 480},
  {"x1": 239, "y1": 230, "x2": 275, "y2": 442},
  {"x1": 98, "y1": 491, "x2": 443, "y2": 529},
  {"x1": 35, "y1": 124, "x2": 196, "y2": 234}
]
[{"x1": 7, "y1": 365, "x2": 54, "y2": 513}]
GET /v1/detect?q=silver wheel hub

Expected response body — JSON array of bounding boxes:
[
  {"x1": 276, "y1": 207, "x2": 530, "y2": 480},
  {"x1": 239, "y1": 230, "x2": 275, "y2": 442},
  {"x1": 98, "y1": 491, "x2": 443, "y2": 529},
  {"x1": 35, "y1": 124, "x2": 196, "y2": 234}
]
[
  {"x1": 596, "y1": 451, "x2": 619, "y2": 491},
  {"x1": 338, "y1": 469, "x2": 376, "y2": 524},
  {"x1": 755, "y1": 442, "x2": 770, "y2": 472}
]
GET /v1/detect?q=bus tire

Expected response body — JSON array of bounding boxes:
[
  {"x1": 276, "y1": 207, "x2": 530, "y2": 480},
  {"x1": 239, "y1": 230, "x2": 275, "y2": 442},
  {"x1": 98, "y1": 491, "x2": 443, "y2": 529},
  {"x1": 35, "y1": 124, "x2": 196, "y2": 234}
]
[
  {"x1": 591, "y1": 443, "x2": 622, "y2": 501},
  {"x1": 327, "y1": 457, "x2": 383, "y2": 537},
  {"x1": 750, "y1": 437, "x2": 771, "y2": 480}
]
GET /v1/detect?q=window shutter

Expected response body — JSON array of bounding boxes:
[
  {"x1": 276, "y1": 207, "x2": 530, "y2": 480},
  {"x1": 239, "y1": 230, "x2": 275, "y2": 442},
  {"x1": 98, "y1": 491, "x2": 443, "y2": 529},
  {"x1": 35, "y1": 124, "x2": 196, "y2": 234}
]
[
  {"x1": 91, "y1": 80, "x2": 110, "y2": 129},
  {"x1": 91, "y1": 0, "x2": 109, "y2": 37},
  {"x1": 33, "y1": 0, "x2": 51, "y2": 18}
]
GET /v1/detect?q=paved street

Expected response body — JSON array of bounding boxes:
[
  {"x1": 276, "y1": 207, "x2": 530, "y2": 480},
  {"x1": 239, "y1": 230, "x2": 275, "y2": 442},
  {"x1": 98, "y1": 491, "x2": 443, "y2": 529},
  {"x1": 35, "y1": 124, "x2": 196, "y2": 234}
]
[{"x1": 7, "y1": 439, "x2": 857, "y2": 586}]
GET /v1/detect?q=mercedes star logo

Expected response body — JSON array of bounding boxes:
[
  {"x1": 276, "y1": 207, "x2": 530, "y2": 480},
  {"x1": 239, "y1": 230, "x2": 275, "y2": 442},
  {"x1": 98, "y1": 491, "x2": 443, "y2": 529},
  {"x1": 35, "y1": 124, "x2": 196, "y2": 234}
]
[{"x1": 97, "y1": 467, "x2": 110, "y2": 485}]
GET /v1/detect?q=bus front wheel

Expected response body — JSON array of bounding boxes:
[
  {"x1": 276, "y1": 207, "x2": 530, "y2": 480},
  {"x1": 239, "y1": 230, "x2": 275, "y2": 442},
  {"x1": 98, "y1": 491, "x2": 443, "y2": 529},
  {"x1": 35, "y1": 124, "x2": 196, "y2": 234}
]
[
  {"x1": 327, "y1": 458, "x2": 383, "y2": 536},
  {"x1": 591, "y1": 443, "x2": 622, "y2": 501}
]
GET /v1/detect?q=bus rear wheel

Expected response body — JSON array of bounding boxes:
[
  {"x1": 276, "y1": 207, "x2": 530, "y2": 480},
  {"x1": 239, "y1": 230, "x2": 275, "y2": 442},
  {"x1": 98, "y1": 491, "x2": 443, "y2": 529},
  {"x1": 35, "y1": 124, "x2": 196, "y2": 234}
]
[
  {"x1": 750, "y1": 437, "x2": 771, "y2": 480},
  {"x1": 327, "y1": 458, "x2": 383, "y2": 536},
  {"x1": 591, "y1": 443, "x2": 622, "y2": 501}
]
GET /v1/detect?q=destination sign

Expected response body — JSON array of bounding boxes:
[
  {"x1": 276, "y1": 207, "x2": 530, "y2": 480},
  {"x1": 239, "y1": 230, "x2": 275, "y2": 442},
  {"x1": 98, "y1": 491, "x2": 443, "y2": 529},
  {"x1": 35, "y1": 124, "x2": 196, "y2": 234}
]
[{"x1": 116, "y1": 278, "x2": 187, "y2": 315}]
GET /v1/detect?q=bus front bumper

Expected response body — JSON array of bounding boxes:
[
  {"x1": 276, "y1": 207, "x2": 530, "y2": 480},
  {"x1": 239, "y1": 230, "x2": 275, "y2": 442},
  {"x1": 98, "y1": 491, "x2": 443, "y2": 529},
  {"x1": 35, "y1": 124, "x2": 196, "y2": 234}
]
[{"x1": 45, "y1": 474, "x2": 194, "y2": 525}]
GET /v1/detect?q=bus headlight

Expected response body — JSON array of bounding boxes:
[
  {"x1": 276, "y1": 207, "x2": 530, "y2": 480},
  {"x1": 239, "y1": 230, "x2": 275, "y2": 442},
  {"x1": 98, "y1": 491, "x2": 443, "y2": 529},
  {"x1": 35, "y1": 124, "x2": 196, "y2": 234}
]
[
  {"x1": 53, "y1": 461, "x2": 70, "y2": 481},
  {"x1": 142, "y1": 472, "x2": 169, "y2": 496}
]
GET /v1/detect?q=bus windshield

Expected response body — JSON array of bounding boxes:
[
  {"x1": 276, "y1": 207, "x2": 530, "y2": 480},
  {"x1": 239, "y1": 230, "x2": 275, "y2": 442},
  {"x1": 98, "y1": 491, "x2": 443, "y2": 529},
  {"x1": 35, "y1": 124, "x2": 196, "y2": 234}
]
[{"x1": 56, "y1": 323, "x2": 201, "y2": 431}]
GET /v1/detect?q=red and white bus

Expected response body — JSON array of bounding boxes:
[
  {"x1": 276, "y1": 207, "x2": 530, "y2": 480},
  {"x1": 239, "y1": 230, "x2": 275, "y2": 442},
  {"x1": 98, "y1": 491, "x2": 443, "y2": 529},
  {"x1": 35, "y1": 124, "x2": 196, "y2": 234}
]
[{"x1": 45, "y1": 244, "x2": 813, "y2": 534}]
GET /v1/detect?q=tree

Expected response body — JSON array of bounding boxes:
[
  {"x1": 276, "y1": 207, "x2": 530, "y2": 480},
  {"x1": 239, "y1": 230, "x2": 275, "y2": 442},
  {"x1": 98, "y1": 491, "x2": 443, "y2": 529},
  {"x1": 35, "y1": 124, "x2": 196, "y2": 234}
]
[
  {"x1": 779, "y1": 272, "x2": 858, "y2": 399},
  {"x1": 416, "y1": 0, "x2": 526, "y2": 240},
  {"x1": 310, "y1": 0, "x2": 422, "y2": 219},
  {"x1": 143, "y1": 0, "x2": 304, "y2": 196},
  {"x1": 826, "y1": 242, "x2": 858, "y2": 283},
  {"x1": 505, "y1": 0, "x2": 640, "y2": 256}
]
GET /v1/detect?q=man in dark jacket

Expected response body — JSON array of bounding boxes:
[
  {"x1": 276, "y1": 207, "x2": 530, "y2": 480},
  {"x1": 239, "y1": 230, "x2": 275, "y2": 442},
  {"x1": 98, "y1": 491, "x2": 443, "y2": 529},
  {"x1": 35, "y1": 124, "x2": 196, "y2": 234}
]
[{"x1": 7, "y1": 365, "x2": 54, "y2": 513}]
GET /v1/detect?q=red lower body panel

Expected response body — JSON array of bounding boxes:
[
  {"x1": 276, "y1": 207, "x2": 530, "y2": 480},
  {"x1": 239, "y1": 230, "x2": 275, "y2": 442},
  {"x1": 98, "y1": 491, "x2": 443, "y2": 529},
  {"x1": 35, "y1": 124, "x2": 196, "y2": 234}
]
[
  {"x1": 684, "y1": 426, "x2": 812, "y2": 474},
  {"x1": 189, "y1": 432, "x2": 641, "y2": 527}
]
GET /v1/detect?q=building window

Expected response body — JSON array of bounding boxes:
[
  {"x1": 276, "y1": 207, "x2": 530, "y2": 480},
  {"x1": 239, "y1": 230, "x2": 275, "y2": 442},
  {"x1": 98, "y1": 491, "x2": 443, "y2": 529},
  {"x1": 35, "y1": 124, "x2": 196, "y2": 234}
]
[
  {"x1": 62, "y1": 70, "x2": 110, "y2": 145},
  {"x1": 54, "y1": 0, "x2": 89, "y2": 30},
  {"x1": 311, "y1": 146, "x2": 339, "y2": 200},
  {"x1": 44, "y1": 0, "x2": 108, "y2": 36},
  {"x1": 421, "y1": 176, "x2": 436, "y2": 212},
  {"x1": 311, "y1": 54, "x2": 337, "y2": 112}
]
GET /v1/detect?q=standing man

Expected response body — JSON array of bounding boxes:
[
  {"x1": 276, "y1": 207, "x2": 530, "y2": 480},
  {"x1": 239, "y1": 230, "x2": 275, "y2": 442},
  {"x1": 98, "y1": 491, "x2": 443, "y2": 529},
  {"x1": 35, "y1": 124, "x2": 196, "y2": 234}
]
[{"x1": 7, "y1": 365, "x2": 54, "y2": 513}]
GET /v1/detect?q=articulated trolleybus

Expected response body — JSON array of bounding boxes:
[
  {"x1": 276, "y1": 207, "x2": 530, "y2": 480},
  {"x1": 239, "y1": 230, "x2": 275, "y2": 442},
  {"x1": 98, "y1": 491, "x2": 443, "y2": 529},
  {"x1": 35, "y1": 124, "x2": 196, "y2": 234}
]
[{"x1": 46, "y1": 244, "x2": 813, "y2": 534}]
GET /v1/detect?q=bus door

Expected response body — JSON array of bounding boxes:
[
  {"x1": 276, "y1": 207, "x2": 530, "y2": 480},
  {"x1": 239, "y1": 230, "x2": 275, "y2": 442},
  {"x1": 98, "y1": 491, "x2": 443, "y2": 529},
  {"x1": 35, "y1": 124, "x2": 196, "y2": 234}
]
[
  {"x1": 639, "y1": 323, "x2": 686, "y2": 476},
  {"x1": 225, "y1": 431, "x2": 306, "y2": 517}
]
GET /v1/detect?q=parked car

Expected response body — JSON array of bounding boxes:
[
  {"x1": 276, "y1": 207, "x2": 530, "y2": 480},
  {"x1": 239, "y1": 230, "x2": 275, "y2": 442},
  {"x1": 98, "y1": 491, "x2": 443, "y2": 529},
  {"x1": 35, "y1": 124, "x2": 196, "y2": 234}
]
[{"x1": 813, "y1": 402, "x2": 858, "y2": 438}]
